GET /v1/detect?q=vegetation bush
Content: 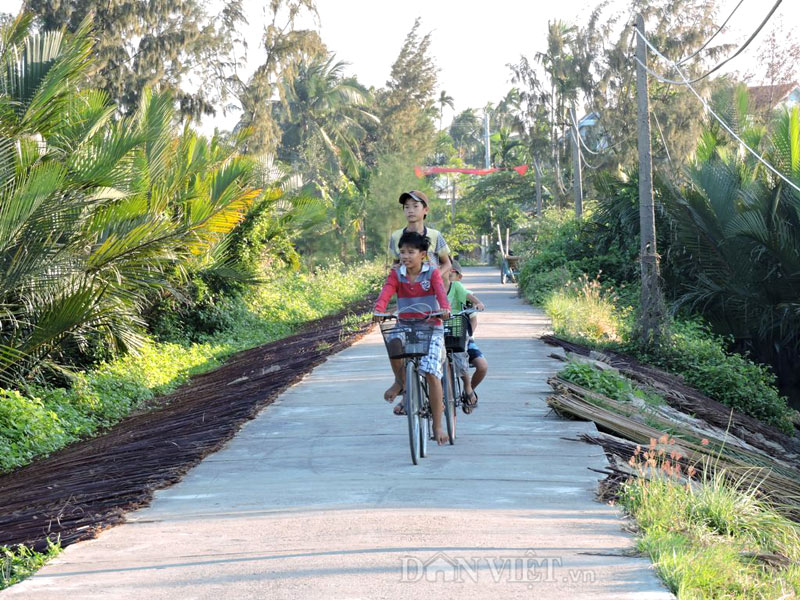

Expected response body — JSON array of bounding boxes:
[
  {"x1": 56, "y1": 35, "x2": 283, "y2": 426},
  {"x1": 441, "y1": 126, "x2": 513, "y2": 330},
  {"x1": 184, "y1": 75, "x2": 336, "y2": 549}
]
[
  {"x1": 1, "y1": 542, "x2": 61, "y2": 591},
  {"x1": 559, "y1": 361, "x2": 662, "y2": 406},
  {"x1": 0, "y1": 261, "x2": 384, "y2": 474},
  {"x1": 520, "y1": 209, "x2": 794, "y2": 433},
  {"x1": 631, "y1": 321, "x2": 795, "y2": 433},
  {"x1": 620, "y1": 462, "x2": 800, "y2": 599},
  {"x1": 517, "y1": 206, "x2": 640, "y2": 305},
  {"x1": 543, "y1": 275, "x2": 631, "y2": 345}
]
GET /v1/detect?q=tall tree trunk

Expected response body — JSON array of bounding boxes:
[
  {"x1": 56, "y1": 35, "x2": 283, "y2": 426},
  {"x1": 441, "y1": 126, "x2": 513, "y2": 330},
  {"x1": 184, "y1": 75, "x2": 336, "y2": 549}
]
[
  {"x1": 635, "y1": 14, "x2": 667, "y2": 348},
  {"x1": 534, "y1": 158, "x2": 543, "y2": 216}
]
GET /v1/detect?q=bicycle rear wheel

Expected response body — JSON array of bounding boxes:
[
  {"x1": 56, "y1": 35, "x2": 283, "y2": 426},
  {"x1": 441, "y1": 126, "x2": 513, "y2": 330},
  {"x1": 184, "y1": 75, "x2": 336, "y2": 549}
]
[
  {"x1": 443, "y1": 357, "x2": 457, "y2": 444},
  {"x1": 419, "y1": 400, "x2": 429, "y2": 458},
  {"x1": 405, "y1": 361, "x2": 421, "y2": 465}
]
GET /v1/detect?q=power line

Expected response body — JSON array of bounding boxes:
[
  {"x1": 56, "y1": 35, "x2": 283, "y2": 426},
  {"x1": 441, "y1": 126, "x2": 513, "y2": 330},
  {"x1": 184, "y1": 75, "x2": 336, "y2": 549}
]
[
  {"x1": 568, "y1": 109, "x2": 632, "y2": 156},
  {"x1": 677, "y1": 0, "x2": 746, "y2": 66},
  {"x1": 580, "y1": 152, "x2": 603, "y2": 171},
  {"x1": 633, "y1": 26, "x2": 800, "y2": 194},
  {"x1": 635, "y1": 0, "x2": 782, "y2": 86},
  {"x1": 651, "y1": 109, "x2": 678, "y2": 175},
  {"x1": 569, "y1": 110, "x2": 602, "y2": 155}
]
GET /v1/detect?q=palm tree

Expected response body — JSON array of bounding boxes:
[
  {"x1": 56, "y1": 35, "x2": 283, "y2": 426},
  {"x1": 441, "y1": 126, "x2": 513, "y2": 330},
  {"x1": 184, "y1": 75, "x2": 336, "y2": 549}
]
[
  {"x1": 449, "y1": 109, "x2": 482, "y2": 165},
  {"x1": 0, "y1": 17, "x2": 259, "y2": 383},
  {"x1": 437, "y1": 90, "x2": 454, "y2": 131},
  {"x1": 490, "y1": 127, "x2": 525, "y2": 167},
  {"x1": 663, "y1": 106, "x2": 800, "y2": 396},
  {"x1": 536, "y1": 20, "x2": 579, "y2": 196},
  {"x1": 276, "y1": 53, "x2": 378, "y2": 182}
]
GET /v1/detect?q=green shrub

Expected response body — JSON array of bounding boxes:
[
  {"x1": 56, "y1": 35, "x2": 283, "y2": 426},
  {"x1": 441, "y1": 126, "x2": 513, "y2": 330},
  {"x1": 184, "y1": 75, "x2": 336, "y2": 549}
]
[
  {"x1": 559, "y1": 361, "x2": 662, "y2": 406},
  {"x1": 0, "y1": 261, "x2": 384, "y2": 474},
  {"x1": 0, "y1": 390, "x2": 71, "y2": 472},
  {"x1": 520, "y1": 265, "x2": 574, "y2": 304},
  {"x1": 1, "y1": 542, "x2": 61, "y2": 590},
  {"x1": 634, "y1": 320, "x2": 794, "y2": 433}
]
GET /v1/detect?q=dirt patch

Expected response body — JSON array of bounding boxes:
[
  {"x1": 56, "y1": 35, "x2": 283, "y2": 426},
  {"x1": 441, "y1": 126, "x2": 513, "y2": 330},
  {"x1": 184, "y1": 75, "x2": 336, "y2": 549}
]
[{"x1": 0, "y1": 298, "x2": 376, "y2": 552}]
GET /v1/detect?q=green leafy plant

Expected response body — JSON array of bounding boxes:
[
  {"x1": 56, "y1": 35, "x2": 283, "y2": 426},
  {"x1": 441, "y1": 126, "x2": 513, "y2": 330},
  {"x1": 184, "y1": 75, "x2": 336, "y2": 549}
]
[
  {"x1": 0, "y1": 261, "x2": 383, "y2": 474},
  {"x1": 559, "y1": 361, "x2": 663, "y2": 406},
  {"x1": 633, "y1": 320, "x2": 794, "y2": 433},
  {"x1": 1, "y1": 541, "x2": 61, "y2": 590}
]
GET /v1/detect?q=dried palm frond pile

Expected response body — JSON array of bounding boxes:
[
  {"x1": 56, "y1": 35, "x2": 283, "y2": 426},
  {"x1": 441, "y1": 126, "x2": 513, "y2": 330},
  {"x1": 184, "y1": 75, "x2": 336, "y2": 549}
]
[{"x1": 544, "y1": 336, "x2": 800, "y2": 518}]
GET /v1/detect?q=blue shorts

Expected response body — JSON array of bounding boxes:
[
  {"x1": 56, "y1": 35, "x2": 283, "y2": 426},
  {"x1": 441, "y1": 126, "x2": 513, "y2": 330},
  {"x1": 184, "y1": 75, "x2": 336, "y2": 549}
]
[{"x1": 467, "y1": 339, "x2": 484, "y2": 365}]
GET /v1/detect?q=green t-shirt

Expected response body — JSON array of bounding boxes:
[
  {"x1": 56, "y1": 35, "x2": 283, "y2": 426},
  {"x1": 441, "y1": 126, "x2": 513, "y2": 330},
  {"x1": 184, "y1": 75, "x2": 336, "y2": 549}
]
[{"x1": 446, "y1": 281, "x2": 471, "y2": 312}]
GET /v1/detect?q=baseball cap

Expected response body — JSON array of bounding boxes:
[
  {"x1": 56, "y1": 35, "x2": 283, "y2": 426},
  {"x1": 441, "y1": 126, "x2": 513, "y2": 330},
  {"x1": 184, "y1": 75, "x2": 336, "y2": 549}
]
[
  {"x1": 398, "y1": 190, "x2": 428, "y2": 206},
  {"x1": 451, "y1": 260, "x2": 463, "y2": 274}
]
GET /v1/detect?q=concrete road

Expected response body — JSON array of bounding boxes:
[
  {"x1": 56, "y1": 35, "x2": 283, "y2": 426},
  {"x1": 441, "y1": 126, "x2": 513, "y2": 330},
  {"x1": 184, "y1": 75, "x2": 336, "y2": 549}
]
[{"x1": 4, "y1": 267, "x2": 673, "y2": 599}]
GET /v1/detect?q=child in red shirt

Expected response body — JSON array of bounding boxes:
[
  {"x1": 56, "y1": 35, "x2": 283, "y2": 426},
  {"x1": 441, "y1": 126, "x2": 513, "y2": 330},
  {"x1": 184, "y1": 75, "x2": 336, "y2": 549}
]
[{"x1": 374, "y1": 231, "x2": 451, "y2": 445}]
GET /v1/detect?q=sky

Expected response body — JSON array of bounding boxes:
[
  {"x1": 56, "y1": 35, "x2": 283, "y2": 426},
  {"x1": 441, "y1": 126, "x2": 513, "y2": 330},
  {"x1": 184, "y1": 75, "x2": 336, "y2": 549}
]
[{"x1": 5, "y1": 0, "x2": 799, "y2": 135}]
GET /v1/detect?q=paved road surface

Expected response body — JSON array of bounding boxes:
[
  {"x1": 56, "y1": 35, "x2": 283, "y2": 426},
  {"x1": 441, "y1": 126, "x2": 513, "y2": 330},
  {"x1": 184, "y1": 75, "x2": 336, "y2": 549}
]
[{"x1": 4, "y1": 267, "x2": 672, "y2": 599}]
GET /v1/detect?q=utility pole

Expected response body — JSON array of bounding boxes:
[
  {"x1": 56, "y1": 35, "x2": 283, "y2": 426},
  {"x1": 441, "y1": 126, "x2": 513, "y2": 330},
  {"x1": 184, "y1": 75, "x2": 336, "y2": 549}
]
[
  {"x1": 635, "y1": 14, "x2": 666, "y2": 346},
  {"x1": 533, "y1": 158, "x2": 543, "y2": 217},
  {"x1": 570, "y1": 106, "x2": 583, "y2": 218},
  {"x1": 484, "y1": 112, "x2": 491, "y2": 168}
]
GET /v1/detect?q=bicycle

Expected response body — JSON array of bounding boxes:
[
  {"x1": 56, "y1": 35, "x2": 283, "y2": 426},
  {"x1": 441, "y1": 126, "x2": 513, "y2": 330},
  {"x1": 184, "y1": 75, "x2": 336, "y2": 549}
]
[
  {"x1": 377, "y1": 310, "x2": 448, "y2": 465},
  {"x1": 441, "y1": 308, "x2": 477, "y2": 444}
]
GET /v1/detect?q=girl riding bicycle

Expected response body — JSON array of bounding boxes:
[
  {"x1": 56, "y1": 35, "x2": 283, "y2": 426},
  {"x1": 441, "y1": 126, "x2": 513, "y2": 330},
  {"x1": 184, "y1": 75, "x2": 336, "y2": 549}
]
[{"x1": 373, "y1": 231, "x2": 451, "y2": 445}]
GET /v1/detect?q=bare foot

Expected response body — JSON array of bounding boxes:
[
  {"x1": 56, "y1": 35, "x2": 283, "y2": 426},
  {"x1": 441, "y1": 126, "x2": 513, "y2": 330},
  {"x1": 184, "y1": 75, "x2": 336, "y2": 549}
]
[
  {"x1": 434, "y1": 428, "x2": 449, "y2": 445},
  {"x1": 384, "y1": 380, "x2": 403, "y2": 403}
]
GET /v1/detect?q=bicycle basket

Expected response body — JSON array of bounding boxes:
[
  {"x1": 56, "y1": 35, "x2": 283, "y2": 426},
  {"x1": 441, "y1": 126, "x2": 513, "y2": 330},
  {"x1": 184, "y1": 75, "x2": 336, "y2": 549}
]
[
  {"x1": 379, "y1": 321, "x2": 435, "y2": 358},
  {"x1": 443, "y1": 314, "x2": 469, "y2": 352}
]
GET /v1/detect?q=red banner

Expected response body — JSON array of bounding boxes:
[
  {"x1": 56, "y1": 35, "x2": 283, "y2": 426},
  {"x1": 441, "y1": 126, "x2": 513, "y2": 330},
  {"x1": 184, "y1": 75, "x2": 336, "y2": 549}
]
[{"x1": 414, "y1": 165, "x2": 529, "y2": 177}]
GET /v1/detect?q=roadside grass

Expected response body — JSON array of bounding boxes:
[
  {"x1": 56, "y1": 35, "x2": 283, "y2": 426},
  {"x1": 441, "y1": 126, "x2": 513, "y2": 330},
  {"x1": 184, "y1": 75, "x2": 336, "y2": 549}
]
[
  {"x1": 0, "y1": 261, "x2": 384, "y2": 590},
  {"x1": 526, "y1": 267, "x2": 794, "y2": 432},
  {"x1": 0, "y1": 261, "x2": 384, "y2": 474},
  {"x1": 619, "y1": 462, "x2": 800, "y2": 599},
  {"x1": 1, "y1": 542, "x2": 61, "y2": 591},
  {"x1": 543, "y1": 274, "x2": 631, "y2": 346}
]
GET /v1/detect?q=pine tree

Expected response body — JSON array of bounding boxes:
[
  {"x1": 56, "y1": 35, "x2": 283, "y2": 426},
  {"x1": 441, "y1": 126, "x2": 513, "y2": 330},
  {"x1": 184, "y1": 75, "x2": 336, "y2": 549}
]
[
  {"x1": 374, "y1": 18, "x2": 438, "y2": 158},
  {"x1": 23, "y1": 0, "x2": 246, "y2": 118},
  {"x1": 234, "y1": 0, "x2": 323, "y2": 154}
]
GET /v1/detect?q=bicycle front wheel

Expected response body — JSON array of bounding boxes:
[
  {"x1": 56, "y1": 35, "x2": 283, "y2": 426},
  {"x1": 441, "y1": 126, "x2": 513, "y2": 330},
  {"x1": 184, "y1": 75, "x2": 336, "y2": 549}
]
[
  {"x1": 443, "y1": 358, "x2": 457, "y2": 444},
  {"x1": 405, "y1": 361, "x2": 421, "y2": 465},
  {"x1": 419, "y1": 398, "x2": 429, "y2": 458}
]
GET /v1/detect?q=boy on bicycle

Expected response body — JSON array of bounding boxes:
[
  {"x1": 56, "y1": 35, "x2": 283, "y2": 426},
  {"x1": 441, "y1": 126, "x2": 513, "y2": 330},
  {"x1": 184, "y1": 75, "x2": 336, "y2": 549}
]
[
  {"x1": 374, "y1": 231, "x2": 451, "y2": 445},
  {"x1": 383, "y1": 190, "x2": 452, "y2": 406},
  {"x1": 448, "y1": 261, "x2": 489, "y2": 413}
]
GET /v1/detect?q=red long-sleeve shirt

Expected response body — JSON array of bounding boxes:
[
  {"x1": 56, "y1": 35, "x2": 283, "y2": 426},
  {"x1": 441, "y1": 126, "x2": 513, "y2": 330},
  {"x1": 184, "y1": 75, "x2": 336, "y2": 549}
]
[{"x1": 375, "y1": 264, "x2": 450, "y2": 325}]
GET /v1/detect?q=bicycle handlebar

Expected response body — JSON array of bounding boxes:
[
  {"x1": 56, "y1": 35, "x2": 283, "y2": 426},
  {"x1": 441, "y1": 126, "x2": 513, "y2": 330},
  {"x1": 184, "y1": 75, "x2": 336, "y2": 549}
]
[{"x1": 373, "y1": 310, "x2": 447, "y2": 321}]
